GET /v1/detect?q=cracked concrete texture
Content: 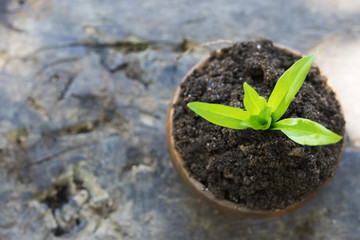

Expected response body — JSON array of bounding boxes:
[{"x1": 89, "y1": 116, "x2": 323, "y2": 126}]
[{"x1": 0, "y1": 0, "x2": 360, "y2": 239}]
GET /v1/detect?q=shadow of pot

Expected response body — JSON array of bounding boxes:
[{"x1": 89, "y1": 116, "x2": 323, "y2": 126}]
[{"x1": 166, "y1": 43, "x2": 345, "y2": 218}]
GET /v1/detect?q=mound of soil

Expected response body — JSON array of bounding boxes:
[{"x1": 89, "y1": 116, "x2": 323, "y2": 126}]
[{"x1": 172, "y1": 39, "x2": 345, "y2": 210}]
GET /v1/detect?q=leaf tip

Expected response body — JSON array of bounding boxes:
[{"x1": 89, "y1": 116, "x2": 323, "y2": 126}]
[
  {"x1": 335, "y1": 133, "x2": 343, "y2": 141},
  {"x1": 306, "y1": 54, "x2": 315, "y2": 63},
  {"x1": 243, "y1": 82, "x2": 250, "y2": 90},
  {"x1": 187, "y1": 102, "x2": 197, "y2": 111}
]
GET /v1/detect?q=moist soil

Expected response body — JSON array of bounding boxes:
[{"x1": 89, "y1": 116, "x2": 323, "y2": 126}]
[{"x1": 172, "y1": 39, "x2": 345, "y2": 210}]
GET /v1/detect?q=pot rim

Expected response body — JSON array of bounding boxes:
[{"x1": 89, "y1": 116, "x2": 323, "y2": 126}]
[{"x1": 166, "y1": 42, "x2": 346, "y2": 218}]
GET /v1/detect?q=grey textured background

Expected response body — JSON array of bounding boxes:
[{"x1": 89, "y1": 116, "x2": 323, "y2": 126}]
[{"x1": 0, "y1": 0, "x2": 359, "y2": 239}]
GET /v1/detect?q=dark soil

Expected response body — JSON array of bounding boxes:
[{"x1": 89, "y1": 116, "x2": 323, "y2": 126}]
[{"x1": 172, "y1": 39, "x2": 345, "y2": 210}]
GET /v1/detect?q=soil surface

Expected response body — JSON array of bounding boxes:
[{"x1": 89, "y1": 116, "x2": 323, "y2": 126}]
[{"x1": 172, "y1": 39, "x2": 345, "y2": 210}]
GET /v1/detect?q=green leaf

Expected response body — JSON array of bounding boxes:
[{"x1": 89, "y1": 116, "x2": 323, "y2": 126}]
[
  {"x1": 258, "y1": 105, "x2": 273, "y2": 129},
  {"x1": 243, "y1": 105, "x2": 273, "y2": 130},
  {"x1": 271, "y1": 118, "x2": 343, "y2": 146},
  {"x1": 268, "y1": 55, "x2": 314, "y2": 122},
  {"x1": 243, "y1": 82, "x2": 267, "y2": 115},
  {"x1": 187, "y1": 102, "x2": 251, "y2": 129}
]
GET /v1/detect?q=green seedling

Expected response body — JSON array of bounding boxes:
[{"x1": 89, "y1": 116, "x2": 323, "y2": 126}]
[{"x1": 187, "y1": 55, "x2": 342, "y2": 146}]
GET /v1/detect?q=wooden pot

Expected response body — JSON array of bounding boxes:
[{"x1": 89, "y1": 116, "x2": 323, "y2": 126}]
[{"x1": 166, "y1": 44, "x2": 345, "y2": 218}]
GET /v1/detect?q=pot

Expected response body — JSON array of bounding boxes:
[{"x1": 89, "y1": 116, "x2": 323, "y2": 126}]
[{"x1": 166, "y1": 43, "x2": 345, "y2": 218}]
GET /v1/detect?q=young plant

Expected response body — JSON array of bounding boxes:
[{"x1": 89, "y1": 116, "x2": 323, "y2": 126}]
[{"x1": 187, "y1": 55, "x2": 342, "y2": 146}]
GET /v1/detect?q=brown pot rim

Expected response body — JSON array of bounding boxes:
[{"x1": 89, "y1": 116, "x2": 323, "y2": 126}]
[{"x1": 166, "y1": 43, "x2": 346, "y2": 218}]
